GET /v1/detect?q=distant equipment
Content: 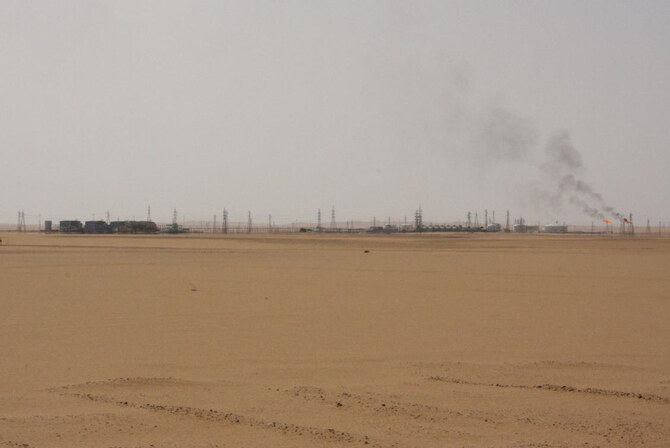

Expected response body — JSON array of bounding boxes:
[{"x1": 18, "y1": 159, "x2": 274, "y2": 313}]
[
  {"x1": 543, "y1": 223, "x2": 568, "y2": 233},
  {"x1": 84, "y1": 221, "x2": 112, "y2": 233},
  {"x1": 487, "y1": 223, "x2": 502, "y2": 232},
  {"x1": 59, "y1": 220, "x2": 84, "y2": 233},
  {"x1": 109, "y1": 221, "x2": 158, "y2": 234}
]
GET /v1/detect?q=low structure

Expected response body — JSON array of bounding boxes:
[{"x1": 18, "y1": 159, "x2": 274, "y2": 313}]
[
  {"x1": 59, "y1": 220, "x2": 84, "y2": 233},
  {"x1": 543, "y1": 223, "x2": 568, "y2": 233},
  {"x1": 84, "y1": 221, "x2": 112, "y2": 234},
  {"x1": 487, "y1": 223, "x2": 502, "y2": 232},
  {"x1": 110, "y1": 221, "x2": 159, "y2": 234}
]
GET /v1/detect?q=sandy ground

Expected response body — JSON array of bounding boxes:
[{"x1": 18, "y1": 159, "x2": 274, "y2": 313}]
[{"x1": 0, "y1": 232, "x2": 669, "y2": 447}]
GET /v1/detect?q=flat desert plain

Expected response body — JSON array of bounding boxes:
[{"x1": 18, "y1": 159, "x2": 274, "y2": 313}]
[{"x1": 1, "y1": 232, "x2": 669, "y2": 447}]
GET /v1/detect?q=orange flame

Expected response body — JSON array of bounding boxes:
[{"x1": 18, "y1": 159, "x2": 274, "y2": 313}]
[
  {"x1": 604, "y1": 219, "x2": 612, "y2": 224},
  {"x1": 625, "y1": 220, "x2": 632, "y2": 224}
]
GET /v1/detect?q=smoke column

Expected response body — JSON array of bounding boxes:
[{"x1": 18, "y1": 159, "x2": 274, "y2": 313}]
[
  {"x1": 535, "y1": 131, "x2": 624, "y2": 220},
  {"x1": 445, "y1": 65, "x2": 624, "y2": 222}
]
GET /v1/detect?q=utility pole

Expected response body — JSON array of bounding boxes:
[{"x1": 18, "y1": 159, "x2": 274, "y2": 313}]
[
  {"x1": 19, "y1": 211, "x2": 26, "y2": 232},
  {"x1": 223, "y1": 209, "x2": 228, "y2": 234},
  {"x1": 248, "y1": 211, "x2": 252, "y2": 233},
  {"x1": 213, "y1": 214, "x2": 217, "y2": 233},
  {"x1": 268, "y1": 214, "x2": 272, "y2": 233},
  {"x1": 331, "y1": 207, "x2": 336, "y2": 230},
  {"x1": 484, "y1": 209, "x2": 488, "y2": 228},
  {"x1": 147, "y1": 204, "x2": 151, "y2": 222},
  {"x1": 317, "y1": 209, "x2": 322, "y2": 231},
  {"x1": 505, "y1": 210, "x2": 510, "y2": 232}
]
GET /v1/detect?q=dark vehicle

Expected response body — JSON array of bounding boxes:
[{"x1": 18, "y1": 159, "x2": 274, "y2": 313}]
[
  {"x1": 59, "y1": 220, "x2": 84, "y2": 233},
  {"x1": 84, "y1": 221, "x2": 112, "y2": 234}
]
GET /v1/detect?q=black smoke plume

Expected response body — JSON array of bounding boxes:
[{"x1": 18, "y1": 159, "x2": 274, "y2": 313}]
[{"x1": 536, "y1": 131, "x2": 624, "y2": 220}]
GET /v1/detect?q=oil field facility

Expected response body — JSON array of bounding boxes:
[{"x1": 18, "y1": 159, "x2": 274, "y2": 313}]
[{"x1": 28, "y1": 205, "x2": 648, "y2": 236}]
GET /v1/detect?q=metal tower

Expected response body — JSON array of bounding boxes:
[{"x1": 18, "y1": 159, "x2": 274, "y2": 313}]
[
  {"x1": 17, "y1": 211, "x2": 26, "y2": 232},
  {"x1": 414, "y1": 206, "x2": 423, "y2": 232}
]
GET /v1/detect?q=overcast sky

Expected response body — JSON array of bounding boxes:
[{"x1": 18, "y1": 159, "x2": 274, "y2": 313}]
[{"x1": 1, "y1": 1, "x2": 668, "y2": 225}]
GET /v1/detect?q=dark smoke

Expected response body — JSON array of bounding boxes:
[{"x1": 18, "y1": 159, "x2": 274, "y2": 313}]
[
  {"x1": 480, "y1": 106, "x2": 537, "y2": 163},
  {"x1": 451, "y1": 67, "x2": 623, "y2": 221},
  {"x1": 545, "y1": 131, "x2": 583, "y2": 171},
  {"x1": 538, "y1": 131, "x2": 624, "y2": 220}
]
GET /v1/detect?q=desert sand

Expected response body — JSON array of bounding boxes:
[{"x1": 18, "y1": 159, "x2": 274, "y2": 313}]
[{"x1": 1, "y1": 232, "x2": 669, "y2": 447}]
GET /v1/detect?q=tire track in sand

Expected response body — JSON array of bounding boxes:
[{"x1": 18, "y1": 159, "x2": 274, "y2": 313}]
[
  {"x1": 428, "y1": 377, "x2": 670, "y2": 403},
  {"x1": 286, "y1": 385, "x2": 492, "y2": 428},
  {"x1": 60, "y1": 389, "x2": 382, "y2": 447}
]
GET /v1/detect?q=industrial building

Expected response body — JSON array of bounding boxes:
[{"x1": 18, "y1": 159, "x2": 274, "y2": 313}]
[
  {"x1": 543, "y1": 223, "x2": 568, "y2": 233},
  {"x1": 59, "y1": 220, "x2": 84, "y2": 233}
]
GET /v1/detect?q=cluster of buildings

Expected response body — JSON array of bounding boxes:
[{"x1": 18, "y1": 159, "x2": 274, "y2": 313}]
[{"x1": 49, "y1": 220, "x2": 159, "y2": 234}]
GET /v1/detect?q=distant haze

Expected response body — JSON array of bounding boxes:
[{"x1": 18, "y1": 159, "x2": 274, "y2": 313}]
[{"x1": 2, "y1": 1, "x2": 669, "y2": 225}]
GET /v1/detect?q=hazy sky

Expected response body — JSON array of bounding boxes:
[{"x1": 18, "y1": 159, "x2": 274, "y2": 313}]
[{"x1": 2, "y1": 1, "x2": 669, "y2": 225}]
